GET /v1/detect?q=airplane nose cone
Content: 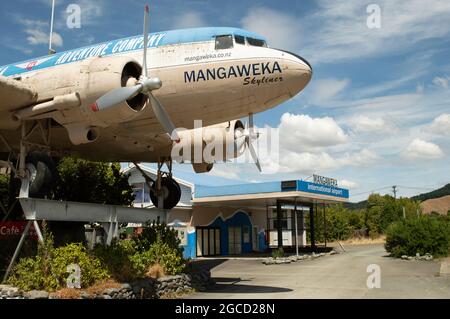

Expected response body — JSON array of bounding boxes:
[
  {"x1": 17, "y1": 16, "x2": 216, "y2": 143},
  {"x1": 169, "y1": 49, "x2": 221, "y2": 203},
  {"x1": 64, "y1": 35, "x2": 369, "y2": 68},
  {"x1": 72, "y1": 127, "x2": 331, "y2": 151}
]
[{"x1": 278, "y1": 50, "x2": 312, "y2": 96}]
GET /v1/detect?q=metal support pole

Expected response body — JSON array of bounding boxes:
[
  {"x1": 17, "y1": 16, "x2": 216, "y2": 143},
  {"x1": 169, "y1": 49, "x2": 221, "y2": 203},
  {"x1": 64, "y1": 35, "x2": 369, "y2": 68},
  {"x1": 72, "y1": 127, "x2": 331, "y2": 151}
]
[
  {"x1": 294, "y1": 198, "x2": 299, "y2": 256},
  {"x1": 276, "y1": 200, "x2": 283, "y2": 248},
  {"x1": 310, "y1": 204, "x2": 316, "y2": 250},
  {"x1": 33, "y1": 220, "x2": 44, "y2": 243},
  {"x1": 3, "y1": 221, "x2": 32, "y2": 283},
  {"x1": 19, "y1": 124, "x2": 30, "y2": 198},
  {"x1": 323, "y1": 204, "x2": 327, "y2": 247}
]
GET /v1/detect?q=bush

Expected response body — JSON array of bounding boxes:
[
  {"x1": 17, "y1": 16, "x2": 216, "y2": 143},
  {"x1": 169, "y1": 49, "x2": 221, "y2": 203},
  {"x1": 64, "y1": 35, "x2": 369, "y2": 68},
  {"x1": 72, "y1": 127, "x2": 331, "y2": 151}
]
[
  {"x1": 133, "y1": 221, "x2": 182, "y2": 253},
  {"x1": 92, "y1": 239, "x2": 146, "y2": 282},
  {"x1": 271, "y1": 247, "x2": 284, "y2": 259},
  {"x1": 51, "y1": 243, "x2": 109, "y2": 288},
  {"x1": 385, "y1": 215, "x2": 450, "y2": 258},
  {"x1": 93, "y1": 236, "x2": 186, "y2": 280},
  {"x1": 146, "y1": 239, "x2": 186, "y2": 275},
  {"x1": 8, "y1": 231, "x2": 108, "y2": 291}
]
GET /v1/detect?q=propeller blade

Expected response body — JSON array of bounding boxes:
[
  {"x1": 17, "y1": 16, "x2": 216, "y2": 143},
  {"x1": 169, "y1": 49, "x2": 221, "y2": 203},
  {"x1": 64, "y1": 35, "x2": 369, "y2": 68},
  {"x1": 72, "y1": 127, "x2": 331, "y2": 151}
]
[
  {"x1": 92, "y1": 84, "x2": 143, "y2": 112},
  {"x1": 142, "y1": 5, "x2": 149, "y2": 78},
  {"x1": 148, "y1": 93, "x2": 180, "y2": 141},
  {"x1": 247, "y1": 140, "x2": 262, "y2": 172}
]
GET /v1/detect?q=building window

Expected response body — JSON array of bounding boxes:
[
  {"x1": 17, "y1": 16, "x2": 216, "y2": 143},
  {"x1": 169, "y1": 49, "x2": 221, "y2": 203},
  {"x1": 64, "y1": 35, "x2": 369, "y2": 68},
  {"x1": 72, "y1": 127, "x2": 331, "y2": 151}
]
[
  {"x1": 215, "y1": 35, "x2": 233, "y2": 50},
  {"x1": 132, "y1": 183, "x2": 151, "y2": 205}
]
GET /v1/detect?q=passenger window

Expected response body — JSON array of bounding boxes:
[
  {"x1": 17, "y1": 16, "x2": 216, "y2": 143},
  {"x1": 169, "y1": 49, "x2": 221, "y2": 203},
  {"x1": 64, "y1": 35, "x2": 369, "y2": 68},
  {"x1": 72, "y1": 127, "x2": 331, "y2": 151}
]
[
  {"x1": 215, "y1": 35, "x2": 233, "y2": 50},
  {"x1": 247, "y1": 37, "x2": 267, "y2": 47},
  {"x1": 235, "y1": 35, "x2": 245, "y2": 45}
]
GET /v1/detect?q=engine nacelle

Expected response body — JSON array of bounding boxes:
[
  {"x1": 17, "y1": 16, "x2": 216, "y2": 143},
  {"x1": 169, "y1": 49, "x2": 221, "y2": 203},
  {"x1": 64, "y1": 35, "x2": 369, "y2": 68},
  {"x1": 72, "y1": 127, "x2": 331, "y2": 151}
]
[
  {"x1": 172, "y1": 120, "x2": 246, "y2": 165},
  {"x1": 65, "y1": 124, "x2": 100, "y2": 145},
  {"x1": 192, "y1": 163, "x2": 214, "y2": 174},
  {"x1": 81, "y1": 56, "x2": 147, "y2": 126}
]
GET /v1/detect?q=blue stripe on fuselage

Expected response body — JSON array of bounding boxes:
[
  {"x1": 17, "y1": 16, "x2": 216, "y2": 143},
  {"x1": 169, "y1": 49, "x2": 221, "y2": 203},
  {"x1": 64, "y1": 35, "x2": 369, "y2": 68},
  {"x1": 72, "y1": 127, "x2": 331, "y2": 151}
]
[{"x1": 0, "y1": 27, "x2": 266, "y2": 78}]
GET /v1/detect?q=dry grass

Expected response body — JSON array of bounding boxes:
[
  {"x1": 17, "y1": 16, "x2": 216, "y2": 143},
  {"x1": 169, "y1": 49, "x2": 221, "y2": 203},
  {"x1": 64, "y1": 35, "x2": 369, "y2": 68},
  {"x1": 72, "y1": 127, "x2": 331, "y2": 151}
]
[
  {"x1": 339, "y1": 236, "x2": 386, "y2": 245},
  {"x1": 146, "y1": 264, "x2": 165, "y2": 279},
  {"x1": 51, "y1": 288, "x2": 82, "y2": 299},
  {"x1": 85, "y1": 279, "x2": 122, "y2": 295}
]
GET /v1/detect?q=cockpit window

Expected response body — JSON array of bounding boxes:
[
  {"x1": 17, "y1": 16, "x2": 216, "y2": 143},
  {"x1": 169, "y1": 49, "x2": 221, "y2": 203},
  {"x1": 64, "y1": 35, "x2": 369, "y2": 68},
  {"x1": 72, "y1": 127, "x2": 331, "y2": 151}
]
[
  {"x1": 247, "y1": 37, "x2": 267, "y2": 47},
  {"x1": 215, "y1": 35, "x2": 234, "y2": 50},
  {"x1": 234, "y1": 35, "x2": 245, "y2": 45}
]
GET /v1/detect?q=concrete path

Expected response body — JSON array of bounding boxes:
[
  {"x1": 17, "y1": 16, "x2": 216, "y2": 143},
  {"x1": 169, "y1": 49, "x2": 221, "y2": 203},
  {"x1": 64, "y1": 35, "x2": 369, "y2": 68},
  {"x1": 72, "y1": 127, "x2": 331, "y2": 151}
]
[{"x1": 186, "y1": 245, "x2": 450, "y2": 299}]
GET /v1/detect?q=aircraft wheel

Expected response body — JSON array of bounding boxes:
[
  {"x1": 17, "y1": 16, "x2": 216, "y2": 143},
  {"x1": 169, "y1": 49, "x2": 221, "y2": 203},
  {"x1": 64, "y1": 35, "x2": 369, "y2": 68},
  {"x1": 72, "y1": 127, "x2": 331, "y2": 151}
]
[
  {"x1": 150, "y1": 177, "x2": 181, "y2": 210},
  {"x1": 26, "y1": 152, "x2": 57, "y2": 198}
]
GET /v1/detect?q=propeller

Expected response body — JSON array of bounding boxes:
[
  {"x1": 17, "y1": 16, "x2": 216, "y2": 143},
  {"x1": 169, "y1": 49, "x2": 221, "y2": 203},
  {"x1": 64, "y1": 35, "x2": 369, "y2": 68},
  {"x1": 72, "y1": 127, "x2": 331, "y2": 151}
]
[
  {"x1": 235, "y1": 113, "x2": 262, "y2": 172},
  {"x1": 92, "y1": 5, "x2": 180, "y2": 141}
]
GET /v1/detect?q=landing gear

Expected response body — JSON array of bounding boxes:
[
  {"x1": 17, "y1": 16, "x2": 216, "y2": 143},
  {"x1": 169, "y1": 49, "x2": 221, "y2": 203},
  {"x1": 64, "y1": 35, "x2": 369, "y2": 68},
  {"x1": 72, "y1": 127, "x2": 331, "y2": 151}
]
[
  {"x1": 150, "y1": 176, "x2": 181, "y2": 210},
  {"x1": 25, "y1": 152, "x2": 57, "y2": 198},
  {"x1": 133, "y1": 158, "x2": 181, "y2": 210},
  {"x1": 0, "y1": 120, "x2": 58, "y2": 199}
]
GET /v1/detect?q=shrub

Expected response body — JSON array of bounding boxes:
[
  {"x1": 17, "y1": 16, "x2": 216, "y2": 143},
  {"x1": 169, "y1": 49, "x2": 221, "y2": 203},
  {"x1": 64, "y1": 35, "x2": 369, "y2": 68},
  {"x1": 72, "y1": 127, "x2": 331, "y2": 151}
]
[
  {"x1": 271, "y1": 247, "x2": 284, "y2": 259},
  {"x1": 385, "y1": 215, "x2": 450, "y2": 258},
  {"x1": 51, "y1": 243, "x2": 109, "y2": 288},
  {"x1": 146, "y1": 239, "x2": 186, "y2": 275},
  {"x1": 93, "y1": 236, "x2": 186, "y2": 280},
  {"x1": 133, "y1": 221, "x2": 182, "y2": 252},
  {"x1": 8, "y1": 235, "x2": 108, "y2": 291},
  {"x1": 92, "y1": 239, "x2": 145, "y2": 282}
]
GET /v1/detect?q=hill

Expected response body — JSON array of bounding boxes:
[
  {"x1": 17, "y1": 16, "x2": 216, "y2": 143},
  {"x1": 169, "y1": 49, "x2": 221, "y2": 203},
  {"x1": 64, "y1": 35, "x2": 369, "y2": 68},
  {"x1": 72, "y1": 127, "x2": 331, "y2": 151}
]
[
  {"x1": 345, "y1": 183, "x2": 450, "y2": 211},
  {"x1": 411, "y1": 183, "x2": 450, "y2": 202},
  {"x1": 420, "y1": 195, "x2": 450, "y2": 215},
  {"x1": 344, "y1": 201, "x2": 367, "y2": 210}
]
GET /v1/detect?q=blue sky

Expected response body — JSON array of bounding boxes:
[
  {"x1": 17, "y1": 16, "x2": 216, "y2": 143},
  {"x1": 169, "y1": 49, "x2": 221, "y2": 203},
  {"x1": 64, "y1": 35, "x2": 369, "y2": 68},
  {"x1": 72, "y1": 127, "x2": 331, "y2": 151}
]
[{"x1": 1, "y1": 0, "x2": 450, "y2": 202}]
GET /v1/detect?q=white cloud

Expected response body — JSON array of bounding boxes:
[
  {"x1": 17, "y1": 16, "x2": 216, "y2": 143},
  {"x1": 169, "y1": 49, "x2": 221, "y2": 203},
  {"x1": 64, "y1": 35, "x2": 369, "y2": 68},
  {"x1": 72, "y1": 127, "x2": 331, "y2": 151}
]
[
  {"x1": 339, "y1": 180, "x2": 359, "y2": 189},
  {"x1": 426, "y1": 114, "x2": 450, "y2": 135},
  {"x1": 279, "y1": 113, "x2": 348, "y2": 152},
  {"x1": 243, "y1": 2, "x2": 450, "y2": 64},
  {"x1": 25, "y1": 29, "x2": 63, "y2": 47},
  {"x1": 15, "y1": 17, "x2": 64, "y2": 48},
  {"x1": 347, "y1": 115, "x2": 396, "y2": 134},
  {"x1": 279, "y1": 151, "x2": 340, "y2": 174},
  {"x1": 402, "y1": 139, "x2": 444, "y2": 159},
  {"x1": 209, "y1": 164, "x2": 242, "y2": 181},
  {"x1": 341, "y1": 148, "x2": 379, "y2": 166},
  {"x1": 276, "y1": 148, "x2": 379, "y2": 174},
  {"x1": 241, "y1": 7, "x2": 301, "y2": 51},
  {"x1": 433, "y1": 76, "x2": 449, "y2": 89},
  {"x1": 307, "y1": 78, "x2": 350, "y2": 106},
  {"x1": 77, "y1": 0, "x2": 103, "y2": 26},
  {"x1": 173, "y1": 11, "x2": 207, "y2": 29}
]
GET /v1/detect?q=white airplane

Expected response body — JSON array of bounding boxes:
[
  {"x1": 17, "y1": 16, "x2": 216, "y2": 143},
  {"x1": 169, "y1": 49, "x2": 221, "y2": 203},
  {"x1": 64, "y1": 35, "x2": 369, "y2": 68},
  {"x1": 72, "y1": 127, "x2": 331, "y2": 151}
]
[{"x1": 0, "y1": 6, "x2": 312, "y2": 209}]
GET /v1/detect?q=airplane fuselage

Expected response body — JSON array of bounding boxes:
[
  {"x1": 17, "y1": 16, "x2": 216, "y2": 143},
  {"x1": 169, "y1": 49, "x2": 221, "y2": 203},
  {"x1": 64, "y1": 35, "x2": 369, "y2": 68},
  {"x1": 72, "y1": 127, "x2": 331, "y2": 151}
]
[{"x1": 0, "y1": 27, "x2": 312, "y2": 162}]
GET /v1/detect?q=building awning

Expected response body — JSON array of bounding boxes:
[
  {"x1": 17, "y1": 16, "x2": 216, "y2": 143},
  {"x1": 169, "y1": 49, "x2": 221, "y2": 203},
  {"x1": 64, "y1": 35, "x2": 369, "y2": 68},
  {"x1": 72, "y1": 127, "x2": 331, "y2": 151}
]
[{"x1": 193, "y1": 180, "x2": 349, "y2": 207}]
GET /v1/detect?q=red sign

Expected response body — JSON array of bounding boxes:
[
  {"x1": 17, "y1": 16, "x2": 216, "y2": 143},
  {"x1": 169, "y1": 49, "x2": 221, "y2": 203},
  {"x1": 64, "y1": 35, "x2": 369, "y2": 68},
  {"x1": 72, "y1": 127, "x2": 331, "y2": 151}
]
[{"x1": 0, "y1": 222, "x2": 38, "y2": 240}]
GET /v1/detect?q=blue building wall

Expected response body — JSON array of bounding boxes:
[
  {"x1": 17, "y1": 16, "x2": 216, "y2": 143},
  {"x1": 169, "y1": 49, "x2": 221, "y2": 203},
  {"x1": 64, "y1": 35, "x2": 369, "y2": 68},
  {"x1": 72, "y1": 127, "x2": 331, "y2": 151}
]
[
  {"x1": 208, "y1": 211, "x2": 253, "y2": 255},
  {"x1": 184, "y1": 231, "x2": 197, "y2": 259}
]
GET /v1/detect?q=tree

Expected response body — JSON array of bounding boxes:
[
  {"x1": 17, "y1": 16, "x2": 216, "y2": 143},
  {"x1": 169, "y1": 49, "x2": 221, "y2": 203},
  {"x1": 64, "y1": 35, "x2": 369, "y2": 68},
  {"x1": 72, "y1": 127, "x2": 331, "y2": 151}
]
[
  {"x1": 49, "y1": 157, "x2": 135, "y2": 246},
  {"x1": 53, "y1": 157, "x2": 134, "y2": 206}
]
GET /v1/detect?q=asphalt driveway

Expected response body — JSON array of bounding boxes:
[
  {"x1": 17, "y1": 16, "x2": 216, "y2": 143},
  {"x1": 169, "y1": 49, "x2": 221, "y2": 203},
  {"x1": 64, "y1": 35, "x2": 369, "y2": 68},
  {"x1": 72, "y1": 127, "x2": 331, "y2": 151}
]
[{"x1": 186, "y1": 244, "x2": 450, "y2": 299}]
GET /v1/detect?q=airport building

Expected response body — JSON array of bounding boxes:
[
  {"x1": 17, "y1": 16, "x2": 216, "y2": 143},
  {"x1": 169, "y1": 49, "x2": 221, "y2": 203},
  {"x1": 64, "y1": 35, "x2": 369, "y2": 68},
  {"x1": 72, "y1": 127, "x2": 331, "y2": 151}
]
[{"x1": 125, "y1": 165, "x2": 349, "y2": 259}]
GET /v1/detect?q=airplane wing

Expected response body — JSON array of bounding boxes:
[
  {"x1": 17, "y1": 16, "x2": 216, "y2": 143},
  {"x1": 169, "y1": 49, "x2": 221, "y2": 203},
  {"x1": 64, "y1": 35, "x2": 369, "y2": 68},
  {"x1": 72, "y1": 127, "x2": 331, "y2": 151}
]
[{"x1": 0, "y1": 75, "x2": 38, "y2": 111}]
